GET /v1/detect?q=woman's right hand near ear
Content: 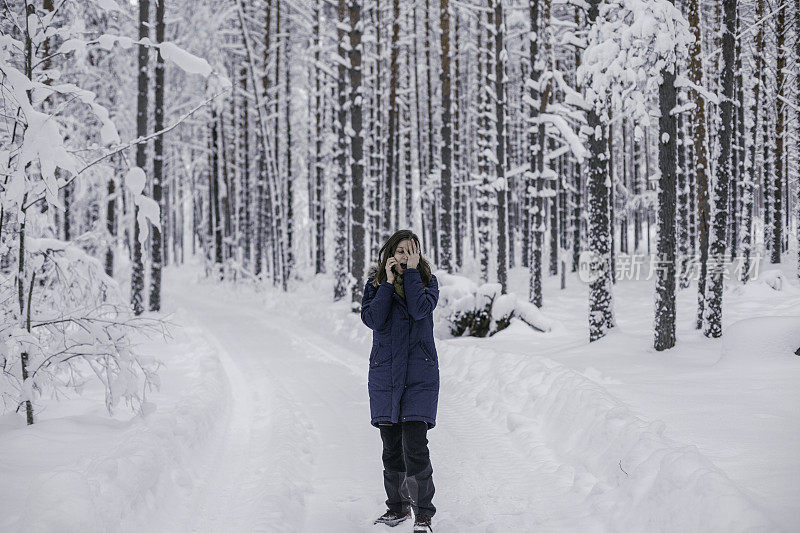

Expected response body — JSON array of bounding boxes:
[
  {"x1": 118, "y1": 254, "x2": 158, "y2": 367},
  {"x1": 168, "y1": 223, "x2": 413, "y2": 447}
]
[{"x1": 385, "y1": 258, "x2": 397, "y2": 284}]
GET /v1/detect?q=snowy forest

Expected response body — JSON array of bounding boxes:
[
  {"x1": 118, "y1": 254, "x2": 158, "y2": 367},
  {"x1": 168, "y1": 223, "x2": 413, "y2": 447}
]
[{"x1": 1, "y1": 0, "x2": 799, "y2": 531}]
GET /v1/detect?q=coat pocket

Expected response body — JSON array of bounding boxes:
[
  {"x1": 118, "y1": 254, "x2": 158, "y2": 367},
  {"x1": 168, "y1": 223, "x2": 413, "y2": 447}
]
[
  {"x1": 369, "y1": 343, "x2": 391, "y2": 368},
  {"x1": 419, "y1": 340, "x2": 438, "y2": 366}
]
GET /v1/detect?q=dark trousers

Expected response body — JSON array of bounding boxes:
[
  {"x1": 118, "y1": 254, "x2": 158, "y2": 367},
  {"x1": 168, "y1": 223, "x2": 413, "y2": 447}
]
[{"x1": 378, "y1": 421, "x2": 436, "y2": 517}]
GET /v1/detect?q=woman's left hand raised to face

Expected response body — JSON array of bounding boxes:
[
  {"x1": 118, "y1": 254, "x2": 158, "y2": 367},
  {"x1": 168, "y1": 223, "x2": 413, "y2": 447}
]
[{"x1": 407, "y1": 240, "x2": 421, "y2": 269}]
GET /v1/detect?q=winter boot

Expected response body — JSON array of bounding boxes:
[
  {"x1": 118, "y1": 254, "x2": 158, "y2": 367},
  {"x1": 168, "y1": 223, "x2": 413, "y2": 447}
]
[
  {"x1": 373, "y1": 508, "x2": 411, "y2": 527},
  {"x1": 413, "y1": 513, "x2": 433, "y2": 532}
]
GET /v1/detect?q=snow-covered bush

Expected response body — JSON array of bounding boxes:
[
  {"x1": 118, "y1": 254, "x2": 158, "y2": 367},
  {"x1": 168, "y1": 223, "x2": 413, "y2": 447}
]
[
  {"x1": 0, "y1": 234, "x2": 164, "y2": 417},
  {"x1": 436, "y1": 272, "x2": 553, "y2": 337}
]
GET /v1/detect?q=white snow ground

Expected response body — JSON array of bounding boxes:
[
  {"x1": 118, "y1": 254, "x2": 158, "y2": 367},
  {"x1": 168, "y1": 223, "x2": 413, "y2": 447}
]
[{"x1": 1, "y1": 260, "x2": 798, "y2": 532}]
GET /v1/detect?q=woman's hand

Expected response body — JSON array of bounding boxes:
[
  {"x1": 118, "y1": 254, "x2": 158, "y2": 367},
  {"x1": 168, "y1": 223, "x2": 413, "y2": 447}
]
[
  {"x1": 385, "y1": 257, "x2": 397, "y2": 284},
  {"x1": 407, "y1": 240, "x2": 421, "y2": 269}
]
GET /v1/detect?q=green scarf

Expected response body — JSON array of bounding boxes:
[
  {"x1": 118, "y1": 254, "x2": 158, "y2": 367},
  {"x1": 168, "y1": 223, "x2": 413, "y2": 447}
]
[{"x1": 393, "y1": 272, "x2": 405, "y2": 300}]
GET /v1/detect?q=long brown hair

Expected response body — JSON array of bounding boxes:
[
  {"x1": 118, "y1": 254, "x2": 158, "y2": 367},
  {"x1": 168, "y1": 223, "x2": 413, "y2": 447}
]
[{"x1": 371, "y1": 229, "x2": 433, "y2": 287}]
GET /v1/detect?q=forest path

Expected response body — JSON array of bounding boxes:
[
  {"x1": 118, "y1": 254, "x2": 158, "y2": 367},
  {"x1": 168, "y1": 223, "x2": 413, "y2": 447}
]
[{"x1": 161, "y1": 282, "x2": 604, "y2": 532}]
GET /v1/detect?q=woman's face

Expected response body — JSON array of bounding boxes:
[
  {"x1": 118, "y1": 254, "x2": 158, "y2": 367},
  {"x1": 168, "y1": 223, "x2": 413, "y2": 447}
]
[{"x1": 392, "y1": 239, "x2": 414, "y2": 275}]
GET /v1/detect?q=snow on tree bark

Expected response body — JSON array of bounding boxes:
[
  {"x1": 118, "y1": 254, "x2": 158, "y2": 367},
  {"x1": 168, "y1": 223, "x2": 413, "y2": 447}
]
[
  {"x1": 584, "y1": 0, "x2": 614, "y2": 342},
  {"x1": 703, "y1": 0, "x2": 736, "y2": 338},
  {"x1": 771, "y1": 1, "x2": 785, "y2": 264},
  {"x1": 439, "y1": 0, "x2": 454, "y2": 273},
  {"x1": 654, "y1": 35, "x2": 677, "y2": 352},
  {"x1": 686, "y1": 0, "x2": 712, "y2": 330},
  {"x1": 131, "y1": 0, "x2": 149, "y2": 316},
  {"x1": 490, "y1": 0, "x2": 509, "y2": 294},
  {"x1": 334, "y1": 0, "x2": 350, "y2": 301},
  {"x1": 350, "y1": 0, "x2": 366, "y2": 310},
  {"x1": 150, "y1": 0, "x2": 165, "y2": 312}
]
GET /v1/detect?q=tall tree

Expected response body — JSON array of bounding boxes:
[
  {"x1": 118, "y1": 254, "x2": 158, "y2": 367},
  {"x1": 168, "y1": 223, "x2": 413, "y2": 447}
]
[
  {"x1": 131, "y1": 0, "x2": 150, "y2": 315},
  {"x1": 491, "y1": 0, "x2": 509, "y2": 293},
  {"x1": 585, "y1": 0, "x2": 614, "y2": 341},
  {"x1": 334, "y1": 0, "x2": 350, "y2": 301},
  {"x1": 150, "y1": 0, "x2": 165, "y2": 312},
  {"x1": 527, "y1": 0, "x2": 545, "y2": 306},
  {"x1": 796, "y1": 0, "x2": 800, "y2": 277},
  {"x1": 283, "y1": 1, "x2": 295, "y2": 284},
  {"x1": 386, "y1": 0, "x2": 401, "y2": 235},
  {"x1": 686, "y1": 0, "x2": 711, "y2": 330},
  {"x1": 741, "y1": 0, "x2": 759, "y2": 283},
  {"x1": 350, "y1": 0, "x2": 366, "y2": 309},
  {"x1": 653, "y1": 0, "x2": 678, "y2": 351},
  {"x1": 771, "y1": 0, "x2": 785, "y2": 263},
  {"x1": 476, "y1": 12, "x2": 493, "y2": 283},
  {"x1": 439, "y1": 0, "x2": 454, "y2": 272},
  {"x1": 311, "y1": 0, "x2": 326, "y2": 274},
  {"x1": 703, "y1": 0, "x2": 736, "y2": 338}
]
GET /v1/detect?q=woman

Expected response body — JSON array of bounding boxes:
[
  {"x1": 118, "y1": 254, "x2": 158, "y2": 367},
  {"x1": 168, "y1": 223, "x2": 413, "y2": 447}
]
[{"x1": 360, "y1": 229, "x2": 439, "y2": 533}]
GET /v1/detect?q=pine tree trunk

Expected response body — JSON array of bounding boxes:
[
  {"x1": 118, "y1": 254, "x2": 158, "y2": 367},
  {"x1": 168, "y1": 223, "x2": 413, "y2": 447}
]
[
  {"x1": 425, "y1": 0, "x2": 437, "y2": 255},
  {"x1": 218, "y1": 106, "x2": 233, "y2": 265},
  {"x1": 402, "y1": 12, "x2": 414, "y2": 229},
  {"x1": 633, "y1": 133, "x2": 642, "y2": 251},
  {"x1": 148, "y1": 0, "x2": 165, "y2": 310},
  {"x1": 313, "y1": 0, "x2": 326, "y2": 274},
  {"x1": 239, "y1": 63, "x2": 251, "y2": 270},
  {"x1": 439, "y1": 0, "x2": 454, "y2": 272},
  {"x1": 386, "y1": 0, "x2": 400, "y2": 235},
  {"x1": 211, "y1": 110, "x2": 224, "y2": 276},
  {"x1": 771, "y1": 2, "x2": 785, "y2": 264},
  {"x1": 687, "y1": 0, "x2": 711, "y2": 330},
  {"x1": 653, "y1": 48, "x2": 677, "y2": 351},
  {"x1": 571, "y1": 6, "x2": 582, "y2": 273},
  {"x1": 334, "y1": 0, "x2": 350, "y2": 301},
  {"x1": 492, "y1": 0, "x2": 509, "y2": 293},
  {"x1": 740, "y1": 0, "x2": 756, "y2": 283},
  {"x1": 350, "y1": 0, "x2": 365, "y2": 309},
  {"x1": 273, "y1": 0, "x2": 284, "y2": 288},
  {"x1": 131, "y1": 0, "x2": 149, "y2": 315},
  {"x1": 608, "y1": 123, "x2": 616, "y2": 286},
  {"x1": 371, "y1": 0, "x2": 384, "y2": 256},
  {"x1": 527, "y1": 0, "x2": 546, "y2": 306},
  {"x1": 284, "y1": 9, "x2": 294, "y2": 285},
  {"x1": 795, "y1": 0, "x2": 800, "y2": 278},
  {"x1": 453, "y1": 8, "x2": 463, "y2": 268},
  {"x1": 677, "y1": 110, "x2": 691, "y2": 289},
  {"x1": 704, "y1": 0, "x2": 736, "y2": 338},
  {"x1": 549, "y1": 139, "x2": 559, "y2": 277},
  {"x1": 586, "y1": 0, "x2": 613, "y2": 342},
  {"x1": 729, "y1": 12, "x2": 742, "y2": 260},
  {"x1": 476, "y1": 12, "x2": 492, "y2": 283},
  {"x1": 687, "y1": 118, "x2": 697, "y2": 257},
  {"x1": 105, "y1": 168, "x2": 116, "y2": 277}
]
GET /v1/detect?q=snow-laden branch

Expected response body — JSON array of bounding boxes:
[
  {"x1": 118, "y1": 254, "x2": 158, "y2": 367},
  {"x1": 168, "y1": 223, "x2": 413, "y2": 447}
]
[
  {"x1": 578, "y1": 0, "x2": 691, "y2": 124},
  {"x1": 58, "y1": 35, "x2": 220, "y2": 78},
  {"x1": 674, "y1": 75, "x2": 719, "y2": 105},
  {"x1": 21, "y1": 90, "x2": 229, "y2": 211},
  {"x1": 538, "y1": 113, "x2": 589, "y2": 162}
]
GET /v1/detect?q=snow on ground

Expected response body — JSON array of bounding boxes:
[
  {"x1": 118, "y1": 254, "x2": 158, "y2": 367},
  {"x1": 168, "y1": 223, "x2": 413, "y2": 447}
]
[
  {"x1": 0, "y1": 258, "x2": 798, "y2": 532},
  {"x1": 0, "y1": 314, "x2": 229, "y2": 532}
]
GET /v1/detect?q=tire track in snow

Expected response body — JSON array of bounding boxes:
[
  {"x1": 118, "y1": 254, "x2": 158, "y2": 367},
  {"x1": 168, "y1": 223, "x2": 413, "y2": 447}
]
[
  {"x1": 168, "y1": 290, "x2": 315, "y2": 532},
  {"x1": 168, "y1": 285, "x2": 607, "y2": 532}
]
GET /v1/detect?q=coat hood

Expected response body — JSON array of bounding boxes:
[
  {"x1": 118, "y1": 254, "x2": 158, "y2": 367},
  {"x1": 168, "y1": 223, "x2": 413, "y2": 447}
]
[{"x1": 367, "y1": 262, "x2": 380, "y2": 281}]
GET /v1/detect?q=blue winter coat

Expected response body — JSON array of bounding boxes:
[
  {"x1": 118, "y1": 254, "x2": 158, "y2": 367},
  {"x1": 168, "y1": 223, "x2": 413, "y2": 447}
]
[{"x1": 361, "y1": 266, "x2": 440, "y2": 429}]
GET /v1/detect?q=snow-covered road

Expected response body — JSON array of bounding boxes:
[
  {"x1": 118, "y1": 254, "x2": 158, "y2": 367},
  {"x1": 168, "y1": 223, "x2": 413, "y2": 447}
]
[
  {"x1": 164, "y1": 282, "x2": 605, "y2": 532},
  {"x1": 2, "y1": 266, "x2": 787, "y2": 532}
]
